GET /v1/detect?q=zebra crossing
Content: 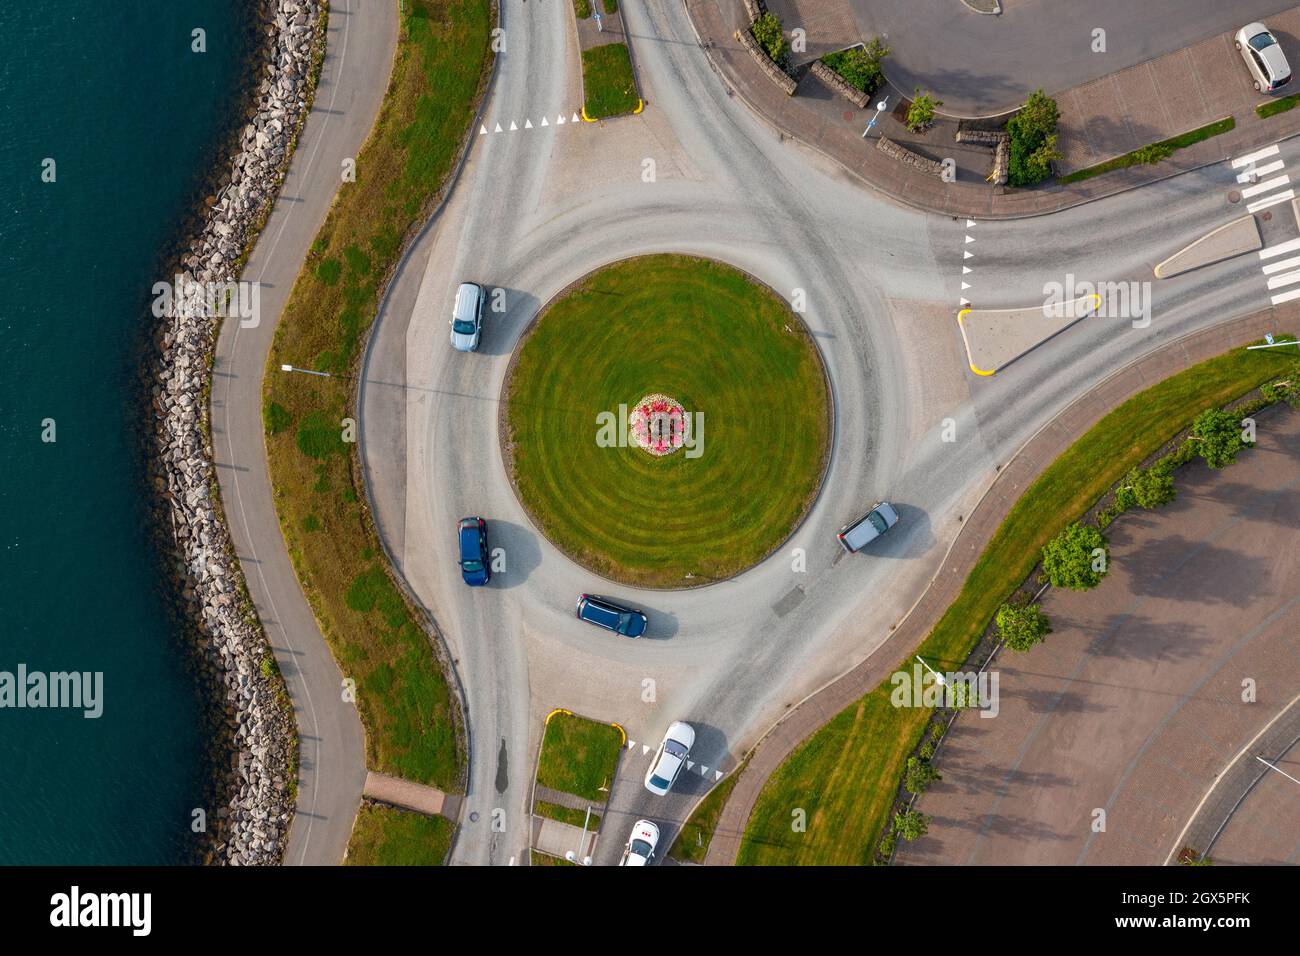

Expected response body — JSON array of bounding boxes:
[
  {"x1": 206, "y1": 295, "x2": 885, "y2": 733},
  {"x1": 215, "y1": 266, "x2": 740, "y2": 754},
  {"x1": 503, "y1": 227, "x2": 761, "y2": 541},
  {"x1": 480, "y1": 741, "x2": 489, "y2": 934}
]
[{"x1": 1234, "y1": 144, "x2": 1300, "y2": 305}]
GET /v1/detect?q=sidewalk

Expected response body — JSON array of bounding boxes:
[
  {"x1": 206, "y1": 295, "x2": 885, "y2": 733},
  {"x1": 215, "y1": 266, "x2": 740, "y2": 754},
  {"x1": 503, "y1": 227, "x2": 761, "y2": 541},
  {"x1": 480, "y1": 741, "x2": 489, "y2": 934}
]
[
  {"x1": 703, "y1": 304, "x2": 1299, "y2": 866},
  {"x1": 687, "y1": 0, "x2": 1300, "y2": 218},
  {"x1": 362, "y1": 771, "x2": 460, "y2": 820}
]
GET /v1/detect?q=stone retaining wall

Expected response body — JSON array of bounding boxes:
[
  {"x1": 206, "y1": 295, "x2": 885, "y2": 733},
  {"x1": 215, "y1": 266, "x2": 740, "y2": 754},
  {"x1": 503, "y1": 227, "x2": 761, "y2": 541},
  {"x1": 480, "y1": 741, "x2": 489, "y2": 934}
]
[
  {"x1": 876, "y1": 136, "x2": 945, "y2": 177},
  {"x1": 147, "y1": 0, "x2": 324, "y2": 866},
  {"x1": 809, "y1": 60, "x2": 869, "y2": 109},
  {"x1": 734, "y1": 27, "x2": 797, "y2": 96}
]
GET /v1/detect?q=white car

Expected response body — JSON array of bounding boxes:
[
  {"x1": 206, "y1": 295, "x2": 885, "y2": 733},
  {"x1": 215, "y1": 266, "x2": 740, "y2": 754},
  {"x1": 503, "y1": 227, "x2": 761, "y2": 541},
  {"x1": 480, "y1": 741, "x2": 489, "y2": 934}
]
[
  {"x1": 1235, "y1": 22, "x2": 1292, "y2": 93},
  {"x1": 618, "y1": 819, "x2": 660, "y2": 866},
  {"x1": 644, "y1": 720, "x2": 695, "y2": 796}
]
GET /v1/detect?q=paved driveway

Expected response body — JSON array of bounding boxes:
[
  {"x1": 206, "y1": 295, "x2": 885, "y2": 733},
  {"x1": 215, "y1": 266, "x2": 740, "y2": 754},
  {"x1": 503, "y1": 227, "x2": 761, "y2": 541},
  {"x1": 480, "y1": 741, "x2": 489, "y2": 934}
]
[
  {"x1": 842, "y1": 0, "x2": 1298, "y2": 116},
  {"x1": 899, "y1": 404, "x2": 1300, "y2": 865}
]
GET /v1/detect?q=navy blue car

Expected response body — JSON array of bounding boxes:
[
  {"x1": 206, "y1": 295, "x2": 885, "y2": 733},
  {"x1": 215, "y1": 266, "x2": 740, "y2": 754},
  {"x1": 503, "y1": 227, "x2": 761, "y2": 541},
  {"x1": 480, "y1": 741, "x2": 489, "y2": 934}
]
[
  {"x1": 575, "y1": 594, "x2": 647, "y2": 638},
  {"x1": 457, "y1": 517, "x2": 490, "y2": 586}
]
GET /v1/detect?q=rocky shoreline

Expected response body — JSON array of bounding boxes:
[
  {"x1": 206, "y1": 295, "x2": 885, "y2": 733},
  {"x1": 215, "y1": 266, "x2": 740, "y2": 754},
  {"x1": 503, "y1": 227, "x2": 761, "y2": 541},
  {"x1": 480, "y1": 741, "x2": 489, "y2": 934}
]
[{"x1": 146, "y1": 0, "x2": 325, "y2": 865}]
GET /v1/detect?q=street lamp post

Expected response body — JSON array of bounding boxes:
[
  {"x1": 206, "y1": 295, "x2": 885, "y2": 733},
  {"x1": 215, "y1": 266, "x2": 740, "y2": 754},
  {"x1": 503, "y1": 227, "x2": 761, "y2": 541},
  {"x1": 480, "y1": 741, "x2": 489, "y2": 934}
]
[
  {"x1": 915, "y1": 654, "x2": 945, "y2": 686},
  {"x1": 564, "y1": 806, "x2": 595, "y2": 866},
  {"x1": 863, "y1": 97, "x2": 890, "y2": 139},
  {"x1": 279, "y1": 363, "x2": 334, "y2": 378},
  {"x1": 1246, "y1": 333, "x2": 1300, "y2": 351}
]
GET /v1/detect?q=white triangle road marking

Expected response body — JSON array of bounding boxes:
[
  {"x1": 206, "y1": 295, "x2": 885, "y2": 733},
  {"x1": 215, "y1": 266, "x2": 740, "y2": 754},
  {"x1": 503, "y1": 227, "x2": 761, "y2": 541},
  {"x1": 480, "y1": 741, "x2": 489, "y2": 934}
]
[
  {"x1": 965, "y1": 235, "x2": 975, "y2": 244},
  {"x1": 966, "y1": 219, "x2": 976, "y2": 227},
  {"x1": 479, "y1": 125, "x2": 487, "y2": 135},
  {"x1": 572, "y1": 112, "x2": 581, "y2": 123},
  {"x1": 686, "y1": 760, "x2": 695, "y2": 771},
  {"x1": 525, "y1": 118, "x2": 533, "y2": 129},
  {"x1": 962, "y1": 266, "x2": 971, "y2": 274},
  {"x1": 960, "y1": 297, "x2": 971, "y2": 306},
  {"x1": 699, "y1": 765, "x2": 709, "y2": 775},
  {"x1": 541, "y1": 116, "x2": 549, "y2": 126},
  {"x1": 509, "y1": 120, "x2": 518, "y2": 131},
  {"x1": 494, "y1": 122, "x2": 503, "y2": 133},
  {"x1": 642, "y1": 745, "x2": 650, "y2": 756},
  {"x1": 715, "y1": 770, "x2": 723, "y2": 780},
  {"x1": 961, "y1": 281, "x2": 971, "y2": 290},
  {"x1": 557, "y1": 114, "x2": 566, "y2": 124},
  {"x1": 964, "y1": 250, "x2": 973, "y2": 259}
]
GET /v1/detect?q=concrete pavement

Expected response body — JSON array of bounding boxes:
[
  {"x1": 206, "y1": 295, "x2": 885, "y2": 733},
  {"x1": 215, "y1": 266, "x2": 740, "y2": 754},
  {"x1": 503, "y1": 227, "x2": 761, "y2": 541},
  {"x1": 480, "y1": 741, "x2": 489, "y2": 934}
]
[{"x1": 211, "y1": 0, "x2": 397, "y2": 866}]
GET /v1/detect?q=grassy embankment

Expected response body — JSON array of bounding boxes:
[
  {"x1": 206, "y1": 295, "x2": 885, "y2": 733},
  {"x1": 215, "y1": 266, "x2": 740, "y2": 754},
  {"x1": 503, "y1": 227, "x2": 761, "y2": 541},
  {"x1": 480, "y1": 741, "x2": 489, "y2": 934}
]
[{"x1": 261, "y1": 0, "x2": 493, "y2": 809}]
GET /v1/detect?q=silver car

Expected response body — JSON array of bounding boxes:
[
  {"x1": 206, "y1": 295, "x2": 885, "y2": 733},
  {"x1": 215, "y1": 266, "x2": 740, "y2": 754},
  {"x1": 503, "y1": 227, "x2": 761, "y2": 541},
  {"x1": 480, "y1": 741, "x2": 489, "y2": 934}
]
[
  {"x1": 1235, "y1": 22, "x2": 1291, "y2": 93},
  {"x1": 449, "y1": 281, "x2": 485, "y2": 351},
  {"x1": 837, "y1": 500, "x2": 900, "y2": 553}
]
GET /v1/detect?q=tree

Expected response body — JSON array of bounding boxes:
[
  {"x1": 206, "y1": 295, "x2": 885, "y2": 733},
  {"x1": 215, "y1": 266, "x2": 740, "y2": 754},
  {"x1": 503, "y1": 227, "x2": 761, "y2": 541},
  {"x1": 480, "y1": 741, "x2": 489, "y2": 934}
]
[
  {"x1": 906, "y1": 89, "x2": 942, "y2": 132},
  {"x1": 1116, "y1": 465, "x2": 1176, "y2": 510},
  {"x1": 1040, "y1": 522, "x2": 1109, "y2": 590},
  {"x1": 1006, "y1": 89, "x2": 1060, "y2": 186},
  {"x1": 903, "y1": 757, "x2": 942, "y2": 794},
  {"x1": 1189, "y1": 407, "x2": 1250, "y2": 469},
  {"x1": 825, "y1": 37, "x2": 890, "y2": 94},
  {"x1": 995, "y1": 601, "x2": 1052, "y2": 652},
  {"x1": 893, "y1": 809, "x2": 930, "y2": 841}
]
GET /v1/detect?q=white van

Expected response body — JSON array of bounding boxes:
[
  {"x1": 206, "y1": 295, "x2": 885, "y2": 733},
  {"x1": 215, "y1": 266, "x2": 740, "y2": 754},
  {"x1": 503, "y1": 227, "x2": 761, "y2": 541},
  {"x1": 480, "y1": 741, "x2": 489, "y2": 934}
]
[{"x1": 837, "y1": 501, "x2": 900, "y2": 552}]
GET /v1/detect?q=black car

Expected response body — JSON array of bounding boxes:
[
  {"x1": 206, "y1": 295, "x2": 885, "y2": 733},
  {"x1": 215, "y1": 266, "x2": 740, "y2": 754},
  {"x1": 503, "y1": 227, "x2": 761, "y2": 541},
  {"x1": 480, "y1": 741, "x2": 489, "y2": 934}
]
[
  {"x1": 457, "y1": 517, "x2": 490, "y2": 586},
  {"x1": 575, "y1": 593, "x2": 647, "y2": 638}
]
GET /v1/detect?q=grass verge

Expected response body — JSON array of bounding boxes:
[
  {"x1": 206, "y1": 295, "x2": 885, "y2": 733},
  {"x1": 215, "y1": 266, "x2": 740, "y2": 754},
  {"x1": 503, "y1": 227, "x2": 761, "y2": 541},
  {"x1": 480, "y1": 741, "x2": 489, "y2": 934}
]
[
  {"x1": 535, "y1": 801, "x2": 601, "y2": 829},
  {"x1": 1057, "y1": 117, "x2": 1235, "y2": 184},
  {"x1": 536, "y1": 711, "x2": 624, "y2": 802},
  {"x1": 262, "y1": 0, "x2": 493, "y2": 791},
  {"x1": 345, "y1": 804, "x2": 453, "y2": 865},
  {"x1": 1258, "y1": 92, "x2": 1300, "y2": 118},
  {"x1": 504, "y1": 255, "x2": 830, "y2": 588},
  {"x1": 531, "y1": 851, "x2": 577, "y2": 866},
  {"x1": 582, "y1": 43, "x2": 641, "y2": 119},
  {"x1": 669, "y1": 757, "x2": 747, "y2": 863},
  {"x1": 737, "y1": 336, "x2": 1296, "y2": 865}
]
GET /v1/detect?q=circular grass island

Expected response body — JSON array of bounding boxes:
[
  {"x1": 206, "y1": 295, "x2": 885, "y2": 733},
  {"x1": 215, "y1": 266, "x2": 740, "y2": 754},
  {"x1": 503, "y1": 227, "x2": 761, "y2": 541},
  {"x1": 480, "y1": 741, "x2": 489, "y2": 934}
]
[{"x1": 501, "y1": 255, "x2": 831, "y2": 589}]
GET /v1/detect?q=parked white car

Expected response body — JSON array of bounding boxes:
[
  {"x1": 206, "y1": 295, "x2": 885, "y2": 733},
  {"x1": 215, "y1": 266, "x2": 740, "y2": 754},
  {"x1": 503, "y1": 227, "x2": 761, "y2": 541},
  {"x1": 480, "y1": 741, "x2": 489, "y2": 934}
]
[
  {"x1": 644, "y1": 721, "x2": 695, "y2": 796},
  {"x1": 1236, "y1": 22, "x2": 1292, "y2": 93},
  {"x1": 618, "y1": 819, "x2": 661, "y2": 866}
]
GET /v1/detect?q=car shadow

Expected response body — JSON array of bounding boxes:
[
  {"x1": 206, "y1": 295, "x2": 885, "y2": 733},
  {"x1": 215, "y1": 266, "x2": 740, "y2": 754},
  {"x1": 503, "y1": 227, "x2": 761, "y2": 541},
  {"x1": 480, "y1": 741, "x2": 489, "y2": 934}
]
[
  {"x1": 474, "y1": 286, "x2": 540, "y2": 357},
  {"x1": 484, "y1": 520, "x2": 541, "y2": 589}
]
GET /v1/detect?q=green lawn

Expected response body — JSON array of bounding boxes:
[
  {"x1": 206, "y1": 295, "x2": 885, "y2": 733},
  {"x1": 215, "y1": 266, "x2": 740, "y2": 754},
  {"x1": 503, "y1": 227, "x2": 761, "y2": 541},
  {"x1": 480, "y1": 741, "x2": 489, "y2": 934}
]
[
  {"x1": 504, "y1": 255, "x2": 830, "y2": 588},
  {"x1": 582, "y1": 43, "x2": 641, "y2": 119},
  {"x1": 345, "y1": 804, "x2": 453, "y2": 866},
  {"x1": 535, "y1": 801, "x2": 601, "y2": 830},
  {"x1": 263, "y1": 0, "x2": 493, "y2": 795},
  {"x1": 737, "y1": 336, "x2": 1297, "y2": 865},
  {"x1": 669, "y1": 758, "x2": 747, "y2": 863},
  {"x1": 535, "y1": 712, "x2": 624, "y2": 802},
  {"x1": 1057, "y1": 117, "x2": 1235, "y2": 184},
  {"x1": 1258, "y1": 92, "x2": 1300, "y2": 118},
  {"x1": 531, "y1": 851, "x2": 577, "y2": 866}
]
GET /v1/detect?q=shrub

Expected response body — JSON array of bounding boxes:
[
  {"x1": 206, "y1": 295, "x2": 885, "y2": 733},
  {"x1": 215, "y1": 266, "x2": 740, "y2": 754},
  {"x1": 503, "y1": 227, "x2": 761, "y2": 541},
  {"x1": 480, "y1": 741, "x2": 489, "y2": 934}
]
[
  {"x1": 822, "y1": 37, "x2": 890, "y2": 95},
  {"x1": 1262, "y1": 359, "x2": 1300, "y2": 408},
  {"x1": 1190, "y1": 407, "x2": 1251, "y2": 469},
  {"x1": 893, "y1": 809, "x2": 930, "y2": 841},
  {"x1": 1041, "y1": 522, "x2": 1109, "y2": 590},
  {"x1": 903, "y1": 757, "x2": 942, "y2": 794},
  {"x1": 877, "y1": 830, "x2": 898, "y2": 862},
  {"x1": 1116, "y1": 466, "x2": 1176, "y2": 510},
  {"x1": 1131, "y1": 142, "x2": 1174, "y2": 166},
  {"x1": 1007, "y1": 89, "x2": 1061, "y2": 186},
  {"x1": 995, "y1": 601, "x2": 1052, "y2": 652},
  {"x1": 906, "y1": 89, "x2": 941, "y2": 132},
  {"x1": 751, "y1": 12, "x2": 789, "y2": 69}
]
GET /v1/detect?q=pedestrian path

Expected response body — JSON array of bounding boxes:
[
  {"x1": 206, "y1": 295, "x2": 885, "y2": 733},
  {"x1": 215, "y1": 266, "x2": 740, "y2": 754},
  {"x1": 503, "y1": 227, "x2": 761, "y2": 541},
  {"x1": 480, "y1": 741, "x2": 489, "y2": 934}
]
[{"x1": 362, "y1": 771, "x2": 460, "y2": 820}]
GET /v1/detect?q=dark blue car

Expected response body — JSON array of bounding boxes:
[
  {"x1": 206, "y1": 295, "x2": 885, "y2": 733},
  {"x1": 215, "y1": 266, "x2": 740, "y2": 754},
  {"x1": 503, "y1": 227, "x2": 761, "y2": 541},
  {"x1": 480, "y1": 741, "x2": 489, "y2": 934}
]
[
  {"x1": 575, "y1": 594, "x2": 647, "y2": 638},
  {"x1": 457, "y1": 517, "x2": 490, "y2": 586}
]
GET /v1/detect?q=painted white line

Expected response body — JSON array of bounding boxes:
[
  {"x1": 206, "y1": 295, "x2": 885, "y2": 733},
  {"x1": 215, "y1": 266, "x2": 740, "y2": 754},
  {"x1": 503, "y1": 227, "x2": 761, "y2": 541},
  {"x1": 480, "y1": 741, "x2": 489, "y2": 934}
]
[
  {"x1": 1241, "y1": 174, "x2": 1290, "y2": 198},
  {"x1": 1232, "y1": 143, "x2": 1280, "y2": 168},
  {"x1": 1237, "y1": 159, "x2": 1285, "y2": 182},
  {"x1": 1266, "y1": 268, "x2": 1300, "y2": 290},
  {"x1": 1262, "y1": 254, "x2": 1300, "y2": 275},
  {"x1": 1271, "y1": 287, "x2": 1300, "y2": 305},
  {"x1": 1247, "y1": 189, "x2": 1295, "y2": 213},
  {"x1": 1259, "y1": 236, "x2": 1300, "y2": 259}
]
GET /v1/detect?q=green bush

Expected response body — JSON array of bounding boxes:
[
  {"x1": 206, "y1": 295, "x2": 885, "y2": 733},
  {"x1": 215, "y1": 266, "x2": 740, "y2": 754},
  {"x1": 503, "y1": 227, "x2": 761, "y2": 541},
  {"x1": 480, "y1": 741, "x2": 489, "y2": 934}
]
[
  {"x1": 1190, "y1": 407, "x2": 1251, "y2": 469},
  {"x1": 893, "y1": 809, "x2": 930, "y2": 841},
  {"x1": 906, "y1": 89, "x2": 941, "y2": 132},
  {"x1": 751, "y1": 12, "x2": 789, "y2": 69},
  {"x1": 1041, "y1": 522, "x2": 1108, "y2": 590},
  {"x1": 1007, "y1": 90, "x2": 1061, "y2": 186},
  {"x1": 995, "y1": 601, "x2": 1052, "y2": 651},
  {"x1": 821, "y1": 38, "x2": 890, "y2": 95},
  {"x1": 903, "y1": 757, "x2": 941, "y2": 794},
  {"x1": 1116, "y1": 466, "x2": 1176, "y2": 510},
  {"x1": 1130, "y1": 142, "x2": 1174, "y2": 166}
]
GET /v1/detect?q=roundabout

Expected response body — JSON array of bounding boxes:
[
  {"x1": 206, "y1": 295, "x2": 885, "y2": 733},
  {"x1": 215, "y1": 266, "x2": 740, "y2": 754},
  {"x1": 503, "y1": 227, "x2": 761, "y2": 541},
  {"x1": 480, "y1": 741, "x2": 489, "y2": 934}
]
[{"x1": 501, "y1": 255, "x2": 831, "y2": 589}]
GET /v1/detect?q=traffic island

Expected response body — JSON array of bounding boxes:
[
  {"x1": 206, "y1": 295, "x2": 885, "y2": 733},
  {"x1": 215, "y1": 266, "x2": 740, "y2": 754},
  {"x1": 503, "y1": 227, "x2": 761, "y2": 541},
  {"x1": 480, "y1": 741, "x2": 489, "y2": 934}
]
[
  {"x1": 574, "y1": 0, "x2": 643, "y2": 120},
  {"x1": 500, "y1": 254, "x2": 831, "y2": 589},
  {"x1": 957, "y1": 294, "x2": 1100, "y2": 376},
  {"x1": 529, "y1": 710, "x2": 625, "y2": 864}
]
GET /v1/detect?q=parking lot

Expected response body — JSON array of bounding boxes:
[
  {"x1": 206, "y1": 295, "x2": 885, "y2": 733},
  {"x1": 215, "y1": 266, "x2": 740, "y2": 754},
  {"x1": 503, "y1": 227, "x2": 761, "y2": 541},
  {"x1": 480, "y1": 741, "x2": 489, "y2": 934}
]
[{"x1": 899, "y1": 403, "x2": 1300, "y2": 865}]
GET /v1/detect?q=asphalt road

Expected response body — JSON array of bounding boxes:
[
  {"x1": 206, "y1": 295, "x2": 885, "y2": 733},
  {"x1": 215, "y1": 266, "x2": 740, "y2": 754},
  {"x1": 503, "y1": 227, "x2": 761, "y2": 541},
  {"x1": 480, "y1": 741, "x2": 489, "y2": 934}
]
[
  {"x1": 211, "y1": 0, "x2": 397, "y2": 866},
  {"x1": 358, "y1": 0, "x2": 1300, "y2": 865},
  {"x1": 848, "y1": 0, "x2": 1298, "y2": 115}
]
